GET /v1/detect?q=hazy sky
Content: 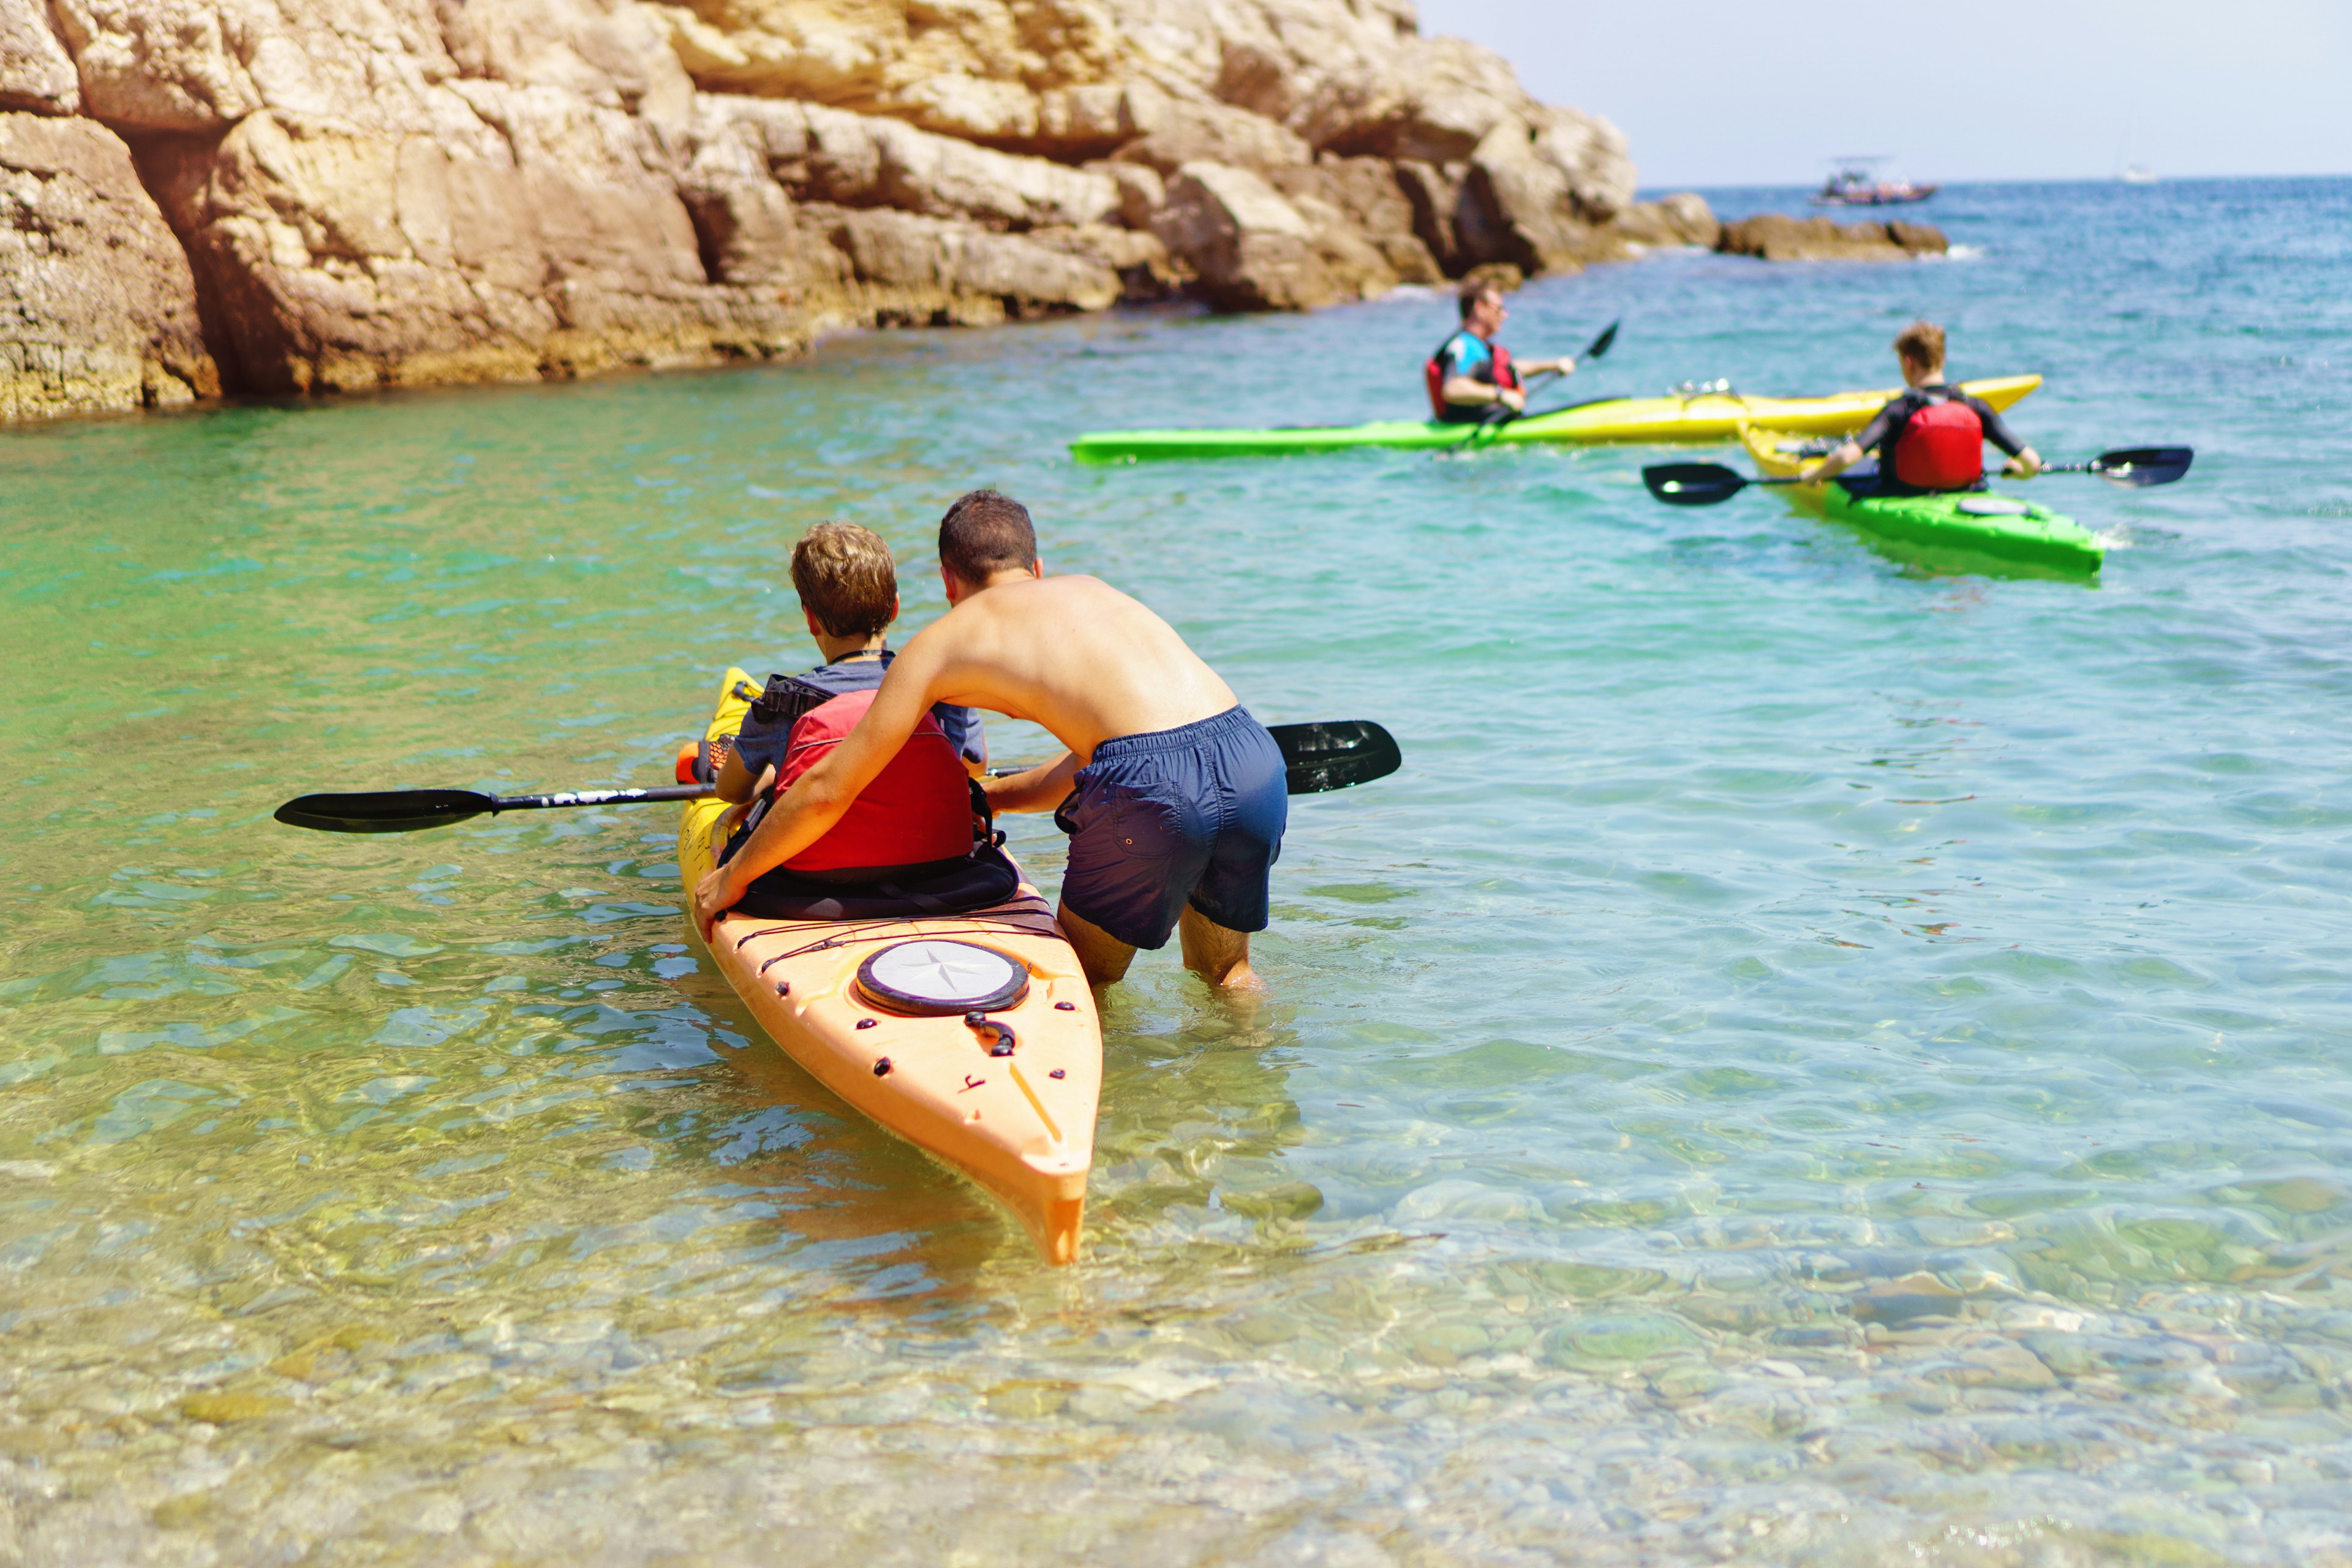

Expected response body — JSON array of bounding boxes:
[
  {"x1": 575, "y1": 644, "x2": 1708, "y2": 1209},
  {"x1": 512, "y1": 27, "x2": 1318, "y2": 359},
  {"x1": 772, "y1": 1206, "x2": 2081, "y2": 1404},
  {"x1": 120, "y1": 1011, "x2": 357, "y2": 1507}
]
[{"x1": 1417, "y1": 0, "x2": 2352, "y2": 188}]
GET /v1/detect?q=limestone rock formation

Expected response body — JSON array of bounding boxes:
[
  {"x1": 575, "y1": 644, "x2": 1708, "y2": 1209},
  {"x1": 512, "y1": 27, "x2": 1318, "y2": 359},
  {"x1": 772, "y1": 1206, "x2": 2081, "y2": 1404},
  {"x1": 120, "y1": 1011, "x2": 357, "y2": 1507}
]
[
  {"x1": 0, "y1": 0, "x2": 78, "y2": 113},
  {"x1": 1154, "y1": 162, "x2": 1335, "y2": 313},
  {"x1": 0, "y1": 111, "x2": 216, "y2": 420},
  {"x1": 1717, "y1": 214, "x2": 1948, "y2": 262},
  {"x1": 809, "y1": 205, "x2": 1120, "y2": 325},
  {"x1": 1610, "y1": 193, "x2": 1721, "y2": 251},
  {"x1": 1, "y1": 0, "x2": 1684, "y2": 423}
]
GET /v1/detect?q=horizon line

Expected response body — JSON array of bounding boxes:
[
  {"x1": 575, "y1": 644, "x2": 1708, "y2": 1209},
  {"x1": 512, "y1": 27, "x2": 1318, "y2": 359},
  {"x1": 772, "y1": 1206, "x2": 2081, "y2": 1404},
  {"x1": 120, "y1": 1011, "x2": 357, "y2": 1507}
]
[{"x1": 1639, "y1": 169, "x2": 2352, "y2": 193}]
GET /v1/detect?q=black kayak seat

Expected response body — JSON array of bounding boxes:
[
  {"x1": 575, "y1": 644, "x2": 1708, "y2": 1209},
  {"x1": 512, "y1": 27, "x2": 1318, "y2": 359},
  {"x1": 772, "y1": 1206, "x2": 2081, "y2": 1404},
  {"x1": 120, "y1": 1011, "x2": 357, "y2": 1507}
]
[{"x1": 726, "y1": 843, "x2": 1022, "y2": 922}]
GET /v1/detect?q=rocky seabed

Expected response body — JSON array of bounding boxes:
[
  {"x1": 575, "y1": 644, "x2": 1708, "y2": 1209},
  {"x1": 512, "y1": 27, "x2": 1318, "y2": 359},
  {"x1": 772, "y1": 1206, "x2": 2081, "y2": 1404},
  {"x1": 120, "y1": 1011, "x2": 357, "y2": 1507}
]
[{"x1": 0, "y1": 0, "x2": 1945, "y2": 424}]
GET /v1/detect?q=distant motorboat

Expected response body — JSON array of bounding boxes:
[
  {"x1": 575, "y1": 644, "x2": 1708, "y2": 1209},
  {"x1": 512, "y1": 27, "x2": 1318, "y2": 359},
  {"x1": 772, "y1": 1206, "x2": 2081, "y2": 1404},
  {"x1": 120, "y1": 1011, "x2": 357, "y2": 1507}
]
[
  {"x1": 2120, "y1": 164, "x2": 2159, "y2": 184},
  {"x1": 1811, "y1": 159, "x2": 1937, "y2": 206}
]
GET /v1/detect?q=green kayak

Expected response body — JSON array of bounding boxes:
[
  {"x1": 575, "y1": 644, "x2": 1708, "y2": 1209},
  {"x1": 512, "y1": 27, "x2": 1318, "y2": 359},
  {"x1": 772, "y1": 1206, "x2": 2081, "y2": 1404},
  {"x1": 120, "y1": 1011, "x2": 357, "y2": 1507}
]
[
  {"x1": 1743, "y1": 426, "x2": 2104, "y2": 574},
  {"x1": 1070, "y1": 375, "x2": 2044, "y2": 464}
]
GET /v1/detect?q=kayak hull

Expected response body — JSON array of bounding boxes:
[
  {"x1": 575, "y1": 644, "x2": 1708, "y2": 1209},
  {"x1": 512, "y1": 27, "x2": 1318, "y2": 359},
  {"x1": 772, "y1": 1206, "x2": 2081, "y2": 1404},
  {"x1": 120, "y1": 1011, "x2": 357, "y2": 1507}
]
[
  {"x1": 680, "y1": 669, "x2": 1103, "y2": 1263},
  {"x1": 1071, "y1": 375, "x2": 2041, "y2": 464},
  {"x1": 1741, "y1": 426, "x2": 2104, "y2": 575}
]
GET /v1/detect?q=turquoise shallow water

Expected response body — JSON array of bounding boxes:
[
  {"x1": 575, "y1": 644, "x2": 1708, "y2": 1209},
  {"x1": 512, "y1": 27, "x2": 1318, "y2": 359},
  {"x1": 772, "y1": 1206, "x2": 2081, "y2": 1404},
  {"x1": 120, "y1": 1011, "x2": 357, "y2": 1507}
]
[{"x1": 2, "y1": 176, "x2": 2350, "y2": 1565}]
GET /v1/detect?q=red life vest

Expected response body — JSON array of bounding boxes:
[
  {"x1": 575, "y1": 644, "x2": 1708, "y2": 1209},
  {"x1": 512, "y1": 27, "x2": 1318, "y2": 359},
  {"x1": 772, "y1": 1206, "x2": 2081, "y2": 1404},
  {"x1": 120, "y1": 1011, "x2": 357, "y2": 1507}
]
[
  {"x1": 1424, "y1": 334, "x2": 1520, "y2": 419},
  {"x1": 1890, "y1": 390, "x2": 1985, "y2": 491},
  {"x1": 774, "y1": 688, "x2": 972, "y2": 873}
]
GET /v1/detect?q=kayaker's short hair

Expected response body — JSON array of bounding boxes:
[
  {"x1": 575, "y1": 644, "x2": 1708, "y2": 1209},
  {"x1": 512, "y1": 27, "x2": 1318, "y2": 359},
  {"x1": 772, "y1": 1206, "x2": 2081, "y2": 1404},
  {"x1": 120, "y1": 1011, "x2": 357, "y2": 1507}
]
[
  {"x1": 938, "y1": 489, "x2": 1038, "y2": 583},
  {"x1": 790, "y1": 521, "x2": 898, "y2": 637},
  {"x1": 1894, "y1": 320, "x2": 1946, "y2": 368},
  {"x1": 1458, "y1": 282, "x2": 1502, "y2": 320}
]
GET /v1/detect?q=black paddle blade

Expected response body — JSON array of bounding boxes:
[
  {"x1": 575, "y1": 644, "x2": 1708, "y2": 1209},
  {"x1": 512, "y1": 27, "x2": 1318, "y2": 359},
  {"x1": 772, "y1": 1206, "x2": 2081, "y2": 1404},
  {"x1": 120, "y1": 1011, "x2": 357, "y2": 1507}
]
[
  {"x1": 1642, "y1": 462, "x2": 1749, "y2": 507},
  {"x1": 274, "y1": 789, "x2": 496, "y2": 834},
  {"x1": 1583, "y1": 318, "x2": 1621, "y2": 363},
  {"x1": 2090, "y1": 447, "x2": 2193, "y2": 487},
  {"x1": 1267, "y1": 720, "x2": 1401, "y2": 795}
]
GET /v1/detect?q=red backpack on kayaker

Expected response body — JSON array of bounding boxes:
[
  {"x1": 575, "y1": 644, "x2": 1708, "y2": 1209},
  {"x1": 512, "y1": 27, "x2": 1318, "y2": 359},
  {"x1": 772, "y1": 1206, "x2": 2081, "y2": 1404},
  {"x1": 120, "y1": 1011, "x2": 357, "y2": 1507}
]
[
  {"x1": 774, "y1": 688, "x2": 973, "y2": 873},
  {"x1": 1425, "y1": 333, "x2": 1520, "y2": 420},
  {"x1": 1890, "y1": 388, "x2": 1985, "y2": 491}
]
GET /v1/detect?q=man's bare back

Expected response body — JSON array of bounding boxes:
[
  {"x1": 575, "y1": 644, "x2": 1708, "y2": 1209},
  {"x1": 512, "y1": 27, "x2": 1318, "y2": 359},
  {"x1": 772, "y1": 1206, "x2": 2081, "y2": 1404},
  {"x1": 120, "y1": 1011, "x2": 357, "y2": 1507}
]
[{"x1": 900, "y1": 574, "x2": 1237, "y2": 763}]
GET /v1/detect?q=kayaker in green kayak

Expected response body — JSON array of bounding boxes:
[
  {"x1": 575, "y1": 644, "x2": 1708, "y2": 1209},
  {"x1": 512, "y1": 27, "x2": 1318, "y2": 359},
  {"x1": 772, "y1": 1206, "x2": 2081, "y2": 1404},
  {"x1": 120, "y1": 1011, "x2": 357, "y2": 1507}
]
[
  {"x1": 1801, "y1": 321, "x2": 2044, "y2": 491},
  {"x1": 1427, "y1": 282, "x2": 1580, "y2": 423}
]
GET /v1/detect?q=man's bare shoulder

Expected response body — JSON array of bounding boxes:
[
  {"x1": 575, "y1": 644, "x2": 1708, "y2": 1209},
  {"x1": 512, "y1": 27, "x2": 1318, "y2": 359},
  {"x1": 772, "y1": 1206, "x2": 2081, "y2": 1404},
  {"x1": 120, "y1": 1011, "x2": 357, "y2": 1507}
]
[
  {"x1": 1025, "y1": 575, "x2": 1159, "y2": 617},
  {"x1": 948, "y1": 575, "x2": 1147, "y2": 624}
]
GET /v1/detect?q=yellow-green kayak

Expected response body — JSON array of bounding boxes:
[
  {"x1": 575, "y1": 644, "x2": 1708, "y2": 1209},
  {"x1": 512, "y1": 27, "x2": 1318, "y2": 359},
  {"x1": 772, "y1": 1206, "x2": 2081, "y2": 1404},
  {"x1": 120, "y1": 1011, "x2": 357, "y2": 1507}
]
[{"x1": 1071, "y1": 375, "x2": 2042, "y2": 464}]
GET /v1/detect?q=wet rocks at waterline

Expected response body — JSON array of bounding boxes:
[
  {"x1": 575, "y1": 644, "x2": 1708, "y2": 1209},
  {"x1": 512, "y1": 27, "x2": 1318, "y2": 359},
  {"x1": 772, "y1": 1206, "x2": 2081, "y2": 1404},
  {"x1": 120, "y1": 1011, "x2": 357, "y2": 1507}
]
[{"x1": 1715, "y1": 213, "x2": 1949, "y2": 262}]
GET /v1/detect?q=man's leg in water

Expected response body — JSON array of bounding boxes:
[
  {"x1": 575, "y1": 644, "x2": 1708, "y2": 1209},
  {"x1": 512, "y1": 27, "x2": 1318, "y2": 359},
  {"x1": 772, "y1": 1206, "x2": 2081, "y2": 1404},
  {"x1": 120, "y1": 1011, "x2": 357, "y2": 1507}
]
[
  {"x1": 1178, "y1": 906, "x2": 1259, "y2": 990},
  {"x1": 1059, "y1": 902, "x2": 1257, "y2": 990},
  {"x1": 1057, "y1": 902, "x2": 1138, "y2": 985}
]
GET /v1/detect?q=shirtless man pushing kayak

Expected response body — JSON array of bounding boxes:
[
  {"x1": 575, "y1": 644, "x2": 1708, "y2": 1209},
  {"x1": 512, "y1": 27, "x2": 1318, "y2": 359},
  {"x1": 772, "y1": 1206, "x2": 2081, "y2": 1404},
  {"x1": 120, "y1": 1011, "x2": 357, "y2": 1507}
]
[{"x1": 693, "y1": 490, "x2": 1287, "y2": 990}]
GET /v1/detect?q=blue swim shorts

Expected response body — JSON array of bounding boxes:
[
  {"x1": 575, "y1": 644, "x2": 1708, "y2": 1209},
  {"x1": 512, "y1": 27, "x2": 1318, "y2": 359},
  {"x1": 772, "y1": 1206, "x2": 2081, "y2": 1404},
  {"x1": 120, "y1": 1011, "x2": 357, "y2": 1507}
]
[{"x1": 1055, "y1": 707, "x2": 1289, "y2": 950}]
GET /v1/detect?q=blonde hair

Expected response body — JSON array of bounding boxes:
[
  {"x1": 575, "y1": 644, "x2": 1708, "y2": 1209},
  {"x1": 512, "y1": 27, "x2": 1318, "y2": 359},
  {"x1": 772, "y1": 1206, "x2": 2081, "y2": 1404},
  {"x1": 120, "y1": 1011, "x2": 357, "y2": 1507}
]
[{"x1": 790, "y1": 522, "x2": 897, "y2": 636}]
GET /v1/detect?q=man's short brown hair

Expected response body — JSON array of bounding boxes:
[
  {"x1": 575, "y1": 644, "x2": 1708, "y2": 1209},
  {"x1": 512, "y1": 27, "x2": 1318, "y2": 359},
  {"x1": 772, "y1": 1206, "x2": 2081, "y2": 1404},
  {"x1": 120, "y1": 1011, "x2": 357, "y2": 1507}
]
[
  {"x1": 938, "y1": 489, "x2": 1038, "y2": 584},
  {"x1": 790, "y1": 521, "x2": 897, "y2": 637},
  {"x1": 1894, "y1": 320, "x2": 1946, "y2": 369},
  {"x1": 1458, "y1": 282, "x2": 1502, "y2": 321}
]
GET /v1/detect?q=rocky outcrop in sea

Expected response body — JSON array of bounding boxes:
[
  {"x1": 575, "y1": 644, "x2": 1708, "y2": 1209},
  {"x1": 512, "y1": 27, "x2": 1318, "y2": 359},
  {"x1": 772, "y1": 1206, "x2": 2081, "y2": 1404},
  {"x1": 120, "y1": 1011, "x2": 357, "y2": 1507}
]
[{"x1": 0, "y1": 0, "x2": 1738, "y2": 423}]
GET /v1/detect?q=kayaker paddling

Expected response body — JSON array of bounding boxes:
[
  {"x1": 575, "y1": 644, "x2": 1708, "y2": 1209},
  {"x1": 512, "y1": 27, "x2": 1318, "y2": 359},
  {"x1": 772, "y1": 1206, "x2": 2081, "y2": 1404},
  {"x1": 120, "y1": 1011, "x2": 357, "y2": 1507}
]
[
  {"x1": 694, "y1": 490, "x2": 1287, "y2": 992},
  {"x1": 1801, "y1": 322, "x2": 2043, "y2": 492},
  {"x1": 1428, "y1": 282, "x2": 1579, "y2": 423}
]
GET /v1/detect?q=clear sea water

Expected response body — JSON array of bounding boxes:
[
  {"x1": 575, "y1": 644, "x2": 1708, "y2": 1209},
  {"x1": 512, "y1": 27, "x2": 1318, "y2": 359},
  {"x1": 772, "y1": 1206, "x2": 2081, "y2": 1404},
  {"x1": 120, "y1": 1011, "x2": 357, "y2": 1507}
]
[{"x1": 2, "y1": 176, "x2": 2349, "y2": 1566}]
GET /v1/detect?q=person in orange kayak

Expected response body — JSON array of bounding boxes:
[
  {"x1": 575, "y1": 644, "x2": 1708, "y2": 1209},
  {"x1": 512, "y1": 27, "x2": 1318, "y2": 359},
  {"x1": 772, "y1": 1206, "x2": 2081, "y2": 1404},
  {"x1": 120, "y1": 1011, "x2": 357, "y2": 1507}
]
[
  {"x1": 1801, "y1": 321, "x2": 2043, "y2": 491},
  {"x1": 696, "y1": 491, "x2": 1287, "y2": 991},
  {"x1": 1427, "y1": 281, "x2": 1580, "y2": 423},
  {"x1": 703, "y1": 521, "x2": 986, "y2": 887}
]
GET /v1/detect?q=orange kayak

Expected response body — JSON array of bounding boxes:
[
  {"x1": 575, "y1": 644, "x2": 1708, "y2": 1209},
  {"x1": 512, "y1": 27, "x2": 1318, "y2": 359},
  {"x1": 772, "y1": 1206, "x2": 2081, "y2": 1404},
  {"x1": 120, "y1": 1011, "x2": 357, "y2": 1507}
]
[{"x1": 679, "y1": 668, "x2": 1103, "y2": 1263}]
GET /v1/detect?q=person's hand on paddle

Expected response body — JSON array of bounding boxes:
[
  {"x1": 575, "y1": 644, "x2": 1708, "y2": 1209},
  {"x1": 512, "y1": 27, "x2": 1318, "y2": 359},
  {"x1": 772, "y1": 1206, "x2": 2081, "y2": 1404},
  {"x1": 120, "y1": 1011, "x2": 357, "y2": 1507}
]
[
  {"x1": 2003, "y1": 447, "x2": 2044, "y2": 479},
  {"x1": 1498, "y1": 385, "x2": 1526, "y2": 414},
  {"x1": 1800, "y1": 439, "x2": 1866, "y2": 483},
  {"x1": 692, "y1": 864, "x2": 743, "y2": 943}
]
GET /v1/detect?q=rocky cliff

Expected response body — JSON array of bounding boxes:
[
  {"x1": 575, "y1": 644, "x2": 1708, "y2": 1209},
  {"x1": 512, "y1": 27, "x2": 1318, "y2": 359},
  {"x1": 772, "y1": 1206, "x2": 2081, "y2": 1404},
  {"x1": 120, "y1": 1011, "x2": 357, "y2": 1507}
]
[{"x1": 0, "y1": 0, "x2": 1703, "y2": 423}]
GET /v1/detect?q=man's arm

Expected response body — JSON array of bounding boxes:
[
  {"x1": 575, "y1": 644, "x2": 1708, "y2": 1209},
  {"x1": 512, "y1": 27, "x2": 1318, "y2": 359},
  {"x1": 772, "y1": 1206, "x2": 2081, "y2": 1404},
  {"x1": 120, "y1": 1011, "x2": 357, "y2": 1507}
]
[
  {"x1": 1801, "y1": 438, "x2": 1866, "y2": 483},
  {"x1": 690, "y1": 654, "x2": 944, "y2": 936},
  {"x1": 712, "y1": 737, "x2": 758, "y2": 804},
  {"x1": 1972, "y1": 398, "x2": 2042, "y2": 477},
  {"x1": 1440, "y1": 374, "x2": 1520, "y2": 411},
  {"x1": 983, "y1": 751, "x2": 1082, "y2": 814},
  {"x1": 1802, "y1": 407, "x2": 1896, "y2": 482}
]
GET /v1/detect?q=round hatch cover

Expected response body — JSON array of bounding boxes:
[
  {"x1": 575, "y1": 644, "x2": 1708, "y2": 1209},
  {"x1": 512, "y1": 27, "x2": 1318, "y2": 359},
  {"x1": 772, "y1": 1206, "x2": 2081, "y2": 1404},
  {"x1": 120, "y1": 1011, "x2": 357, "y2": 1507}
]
[
  {"x1": 856, "y1": 940, "x2": 1029, "y2": 1016},
  {"x1": 1956, "y1": 496, "x2": 2032, "y2": 516}
]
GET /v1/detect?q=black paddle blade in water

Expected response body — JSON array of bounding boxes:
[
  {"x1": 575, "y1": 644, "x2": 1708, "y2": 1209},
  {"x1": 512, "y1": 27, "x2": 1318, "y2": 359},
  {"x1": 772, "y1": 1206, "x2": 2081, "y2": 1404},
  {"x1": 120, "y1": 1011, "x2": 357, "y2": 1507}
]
[
  {"x1": 1268, "y1": 720, "x2": 1402, "y2": 794},
  {"x1": 274, "y1": 783, "x2": 715, "y2": 833},
  {"x1": 2089, "y1": 446, "x2": 2193, "y2": 487},
  {"x1": 1583, "y1": 318, "x2": 1621, "y2": 363},
  {"x1": 1642, "y1": 462, "x2": 1749, "y2": 507},
  {"x1": 275, "y1": 789, "x2": 496, "y2": 834}
]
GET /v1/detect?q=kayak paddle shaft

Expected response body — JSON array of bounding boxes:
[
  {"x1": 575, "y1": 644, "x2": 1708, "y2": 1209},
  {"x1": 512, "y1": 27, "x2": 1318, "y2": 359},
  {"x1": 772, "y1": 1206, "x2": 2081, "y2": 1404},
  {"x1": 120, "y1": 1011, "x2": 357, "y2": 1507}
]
[{"x1": 276, "y1": 783, "x2": 714, "y2": 834}]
